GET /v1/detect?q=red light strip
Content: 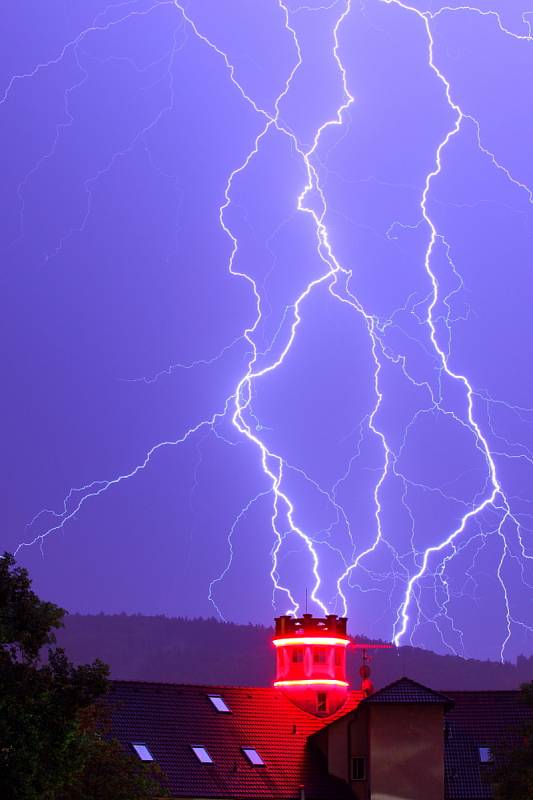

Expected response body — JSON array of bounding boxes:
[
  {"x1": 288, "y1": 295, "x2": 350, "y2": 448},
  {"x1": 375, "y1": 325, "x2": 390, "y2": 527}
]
[
  {"x1": 272, "y1": 636, "x2": 350, "y2": 647},
  {"x1": 274, "y1": 679, "x2": 349, "y2": 687}
]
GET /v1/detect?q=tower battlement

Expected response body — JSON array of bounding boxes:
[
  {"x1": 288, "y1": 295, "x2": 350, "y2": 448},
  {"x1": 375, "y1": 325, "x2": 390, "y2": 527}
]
[{"x1": 275, "y1": 613, "x2": 348, "y2": 638}]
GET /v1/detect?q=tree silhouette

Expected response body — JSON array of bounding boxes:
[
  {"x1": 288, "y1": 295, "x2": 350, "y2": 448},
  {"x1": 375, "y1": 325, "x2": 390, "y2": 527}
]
[{"x1": 0, "y1": 553, "x2": 166, "y2": 800}]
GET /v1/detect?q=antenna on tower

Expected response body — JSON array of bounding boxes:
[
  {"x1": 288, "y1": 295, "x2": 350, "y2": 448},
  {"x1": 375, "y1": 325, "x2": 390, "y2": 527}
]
[{"x1": 305, "y1": 587, "x2": 308, "y2": 614}]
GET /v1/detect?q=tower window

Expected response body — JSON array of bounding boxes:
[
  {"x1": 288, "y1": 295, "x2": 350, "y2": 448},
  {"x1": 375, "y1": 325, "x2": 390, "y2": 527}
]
[
  {"x1": 351, "y1": 756, "x2": 366, "y2": 781},
  {"x1": 292, "y1": 648, "x2": 304, "y2": 663},
  {"x1": 334, "y1": 650, "x2": 341, "y2": 666},
  {"x1": 317, "y1": 692, "x2": 327, "y2": 713},
  {"x1": 313, "y1": 650, "x2": 327, "y2": 664}
]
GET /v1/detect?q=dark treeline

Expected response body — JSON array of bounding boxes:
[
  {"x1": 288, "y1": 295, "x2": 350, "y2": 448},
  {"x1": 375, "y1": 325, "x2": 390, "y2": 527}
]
[{"x1": 57, "y1": 613, "x2": 533, "y2": 691}]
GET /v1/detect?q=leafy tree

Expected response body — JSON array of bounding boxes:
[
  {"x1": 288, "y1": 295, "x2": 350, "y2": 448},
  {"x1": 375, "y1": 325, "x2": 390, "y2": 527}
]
[
  {"x1": 65, "y1": 705, "x2": 167, "y2": 800},
  {"x1": 0, "y1": 553, "x2": 166, "y2": 799},
  {"x1": 492, "y1": 681, "x2": 533, "y2": 800}
]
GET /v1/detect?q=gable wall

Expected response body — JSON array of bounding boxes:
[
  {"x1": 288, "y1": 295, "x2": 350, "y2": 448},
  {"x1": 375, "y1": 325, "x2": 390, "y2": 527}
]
[{"x1": 369, "y1": 704, "x2": 445, "y2": 800}]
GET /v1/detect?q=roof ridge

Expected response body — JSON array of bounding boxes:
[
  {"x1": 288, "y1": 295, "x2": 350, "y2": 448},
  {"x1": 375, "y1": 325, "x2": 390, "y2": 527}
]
[
  {"x1": 361, "y1": 676, "x2": 453, "y2": 706},
  {"x1": 110, "y1": 679, "x2": 365, "y2": 695},
  {"x1": 443, "y1": 688, "x2": 523, "y2": 695}
]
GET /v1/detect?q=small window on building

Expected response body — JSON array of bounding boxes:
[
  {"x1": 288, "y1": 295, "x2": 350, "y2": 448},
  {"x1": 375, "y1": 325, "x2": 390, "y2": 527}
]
[
  {"x1": 479, "y1": 747, "x2": 493, "y2": 764},
  {"x1": 334, "y1": 649, "x2": 341, "y2": 666},
  {"x1": 192, "y1": 746, "x2": 213, "y2": 764},
  {"x1": 313, "y1": 649, "x2": 327, "y2": 664},
  {"x1": 242, "y1": 747, "x2": 265, "y2": 765},
  {"x1": 131, "y1": 743, "x2": 154, "y2": 761},
  {"x1": 317, "y1": 692, "x2": 327, "y2": 713},
  {"x1": 351, "y1": 756, "x2": 366, "y2": 781},
  {"x1": 208, "y1": 694, "x2": 231, "y2": 713},
  {"x1": 292, "y1": 648, "x2": 304, "y2": 663}
]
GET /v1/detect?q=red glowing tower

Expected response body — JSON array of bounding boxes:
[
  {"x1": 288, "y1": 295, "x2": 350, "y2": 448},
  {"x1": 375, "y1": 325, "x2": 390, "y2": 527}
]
[{"x1": 273, "y1": 613, "x2": 350, "y2": 717}]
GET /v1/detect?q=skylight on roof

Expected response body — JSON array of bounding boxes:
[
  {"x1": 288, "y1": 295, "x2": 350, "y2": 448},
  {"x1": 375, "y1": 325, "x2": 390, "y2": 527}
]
[
  {"x1": 192, "y1": 746, "x2": 213, "y2": 764},
  {"x1": 208, "y1": 694, "x2": 231, "y2": 713},
  {"x1": 242, "y1": 747, "x2": 265, "y2": 766},
  {"x1": 479, "y1": 747, "x2": 492, "y2": 764},
  {"x1": 131, "y1": 743, "x2": 154, "y2": 761}
]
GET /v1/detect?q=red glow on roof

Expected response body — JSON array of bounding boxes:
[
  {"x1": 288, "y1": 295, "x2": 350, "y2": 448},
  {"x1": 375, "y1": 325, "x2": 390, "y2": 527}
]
[
  {"x1": 273, "y1": 636, "x2": 350, "y2": 648},
  {"x1": 274, "y1": 679, "x2": 349, "y2": 687}
]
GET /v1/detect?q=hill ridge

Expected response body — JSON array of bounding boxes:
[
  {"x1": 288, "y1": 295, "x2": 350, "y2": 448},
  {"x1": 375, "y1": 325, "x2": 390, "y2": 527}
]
[{"x1": 57, "y1": 613, "x2": 533, "y2": 690}]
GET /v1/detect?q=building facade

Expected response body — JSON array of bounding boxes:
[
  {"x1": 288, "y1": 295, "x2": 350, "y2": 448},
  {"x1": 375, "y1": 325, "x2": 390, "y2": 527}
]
[{"x1": 107, "y1": 615, "x2": 531, "y2": 800}]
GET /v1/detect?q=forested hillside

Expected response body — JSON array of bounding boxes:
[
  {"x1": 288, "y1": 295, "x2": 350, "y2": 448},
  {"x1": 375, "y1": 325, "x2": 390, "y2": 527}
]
[{"x1": 57, "y1": 614, "x2": 533, "y2": 690}]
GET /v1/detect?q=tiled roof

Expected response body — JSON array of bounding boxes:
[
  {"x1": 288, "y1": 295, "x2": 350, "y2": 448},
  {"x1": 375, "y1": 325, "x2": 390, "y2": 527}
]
[
  {"x1": 108, "y1": 681, "x2": 364, "y2": 799},
  {"x1": 362, "y1": 676, "x2": 454, "y2": 707},
  {"x1": 444, "y1": 690, "x2": 532, "y2": 800},
  {"x1": 107, "y1": 678, "x2": 533, "y2": 800}
]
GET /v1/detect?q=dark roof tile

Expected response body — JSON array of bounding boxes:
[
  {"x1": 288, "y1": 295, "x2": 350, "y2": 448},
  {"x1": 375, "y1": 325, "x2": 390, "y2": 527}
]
[
  {"x1": 108, "y1": 681, "x2": 363, "y2": 799},
  {"x1": 362, "y1": 676, "x2": 453, "y2": 707},
  {"x1": 443, "y1": 690, "x2": 532, "y2": 800}
]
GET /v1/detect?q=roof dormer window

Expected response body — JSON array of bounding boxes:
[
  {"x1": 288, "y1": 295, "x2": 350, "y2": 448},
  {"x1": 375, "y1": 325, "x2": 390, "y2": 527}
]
[
  {"x1": 131, "y1": 743, "x2": 154, "y2": 761},
  {"x1": 208, "y1": 694, "x2": 231, "y2": 713},
  {"x1": 479, "y1": 747, "x2": 492, "y2": 764},
  {"x1": 242, "y1": 747, "x2": 265, "y2": 765},
  {"x1": 192, "y1": 745, "x2": 213, "y2": 764}
]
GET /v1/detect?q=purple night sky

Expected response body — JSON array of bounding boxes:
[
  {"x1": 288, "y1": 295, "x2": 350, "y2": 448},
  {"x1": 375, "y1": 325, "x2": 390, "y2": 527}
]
[{"x1": 2, "y1": 0, "x2": 533, "y2": 663}]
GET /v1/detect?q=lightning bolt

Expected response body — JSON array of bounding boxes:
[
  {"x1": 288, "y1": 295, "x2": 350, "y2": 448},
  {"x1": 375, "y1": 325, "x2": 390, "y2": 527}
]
[
  {"x1": 3, "y1": 1, "x2": 181, "y2": 258},
  {"x1": 9, "y1": 0, "x2": 533, "y2": 661},
  {"x1": 376, "y1": 0, "x2": 533, "y2": 660},
  {"x1": 15, "y1": 0, "x2": 369, "y2": 621}
]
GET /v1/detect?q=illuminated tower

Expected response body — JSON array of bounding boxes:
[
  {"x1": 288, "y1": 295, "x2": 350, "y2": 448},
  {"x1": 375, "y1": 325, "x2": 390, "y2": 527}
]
[{"x1": 273, "y1": 614, "x2": 350, "y2": 717}]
